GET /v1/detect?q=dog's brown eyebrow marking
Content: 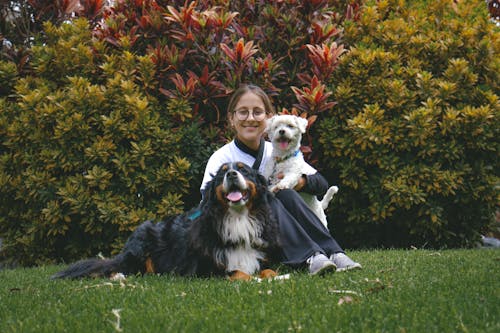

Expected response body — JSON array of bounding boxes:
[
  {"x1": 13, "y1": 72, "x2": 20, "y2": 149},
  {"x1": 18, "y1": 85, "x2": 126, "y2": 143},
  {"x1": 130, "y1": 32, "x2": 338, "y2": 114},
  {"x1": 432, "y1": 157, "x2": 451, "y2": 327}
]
[
  {"x1": 236, "y1": 162, "x2": 245, "y2": 168},
  {"x1": 222, "y1": 164, "x2": 229, "y2": 171}
]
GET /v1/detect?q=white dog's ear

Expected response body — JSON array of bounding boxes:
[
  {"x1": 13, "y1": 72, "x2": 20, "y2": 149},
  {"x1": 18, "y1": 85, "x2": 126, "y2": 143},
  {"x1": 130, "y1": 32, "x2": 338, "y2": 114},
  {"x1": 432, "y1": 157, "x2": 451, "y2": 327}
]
[
  {"x1": 265, "y1": 116, "x2": 276, "y2": 133},
  {"x1": 295, "y1": 116, "x2": 308, "y2": 133}
]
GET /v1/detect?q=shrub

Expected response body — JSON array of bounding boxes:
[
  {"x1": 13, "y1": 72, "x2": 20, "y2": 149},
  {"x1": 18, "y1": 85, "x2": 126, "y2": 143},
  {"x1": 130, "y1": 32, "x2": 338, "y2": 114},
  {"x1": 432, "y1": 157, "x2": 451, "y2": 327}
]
[
  {"x1": 0, "y1": 1, "x2": 356, "y2": 265},
  {"x1": 0, "y1": 61, "x2": 18, "y2": 96},
  {"x1": 318, "y1": 0, "x2": 499, "y2": 248},
  {"x1": 0, "y1": 20, "x2": 195, "y2": 264},
  {"x1": 2, "y1": 0, "x2": 496, "y2": 265}
]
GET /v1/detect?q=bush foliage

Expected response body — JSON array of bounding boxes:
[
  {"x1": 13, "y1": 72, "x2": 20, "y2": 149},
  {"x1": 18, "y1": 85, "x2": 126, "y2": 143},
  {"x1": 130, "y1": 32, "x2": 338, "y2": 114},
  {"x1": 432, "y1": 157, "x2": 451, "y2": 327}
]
[
  {"x1": 0, "y1": 20, "x2": 199, "y2": 264},
  {"x1": 319, "y1": 0, "x2": 499, "y2": 248},
  {"x1": 0, "y1": 0, "x2": 498, "y2": 265},
  {"x1": 0, "y1": 0, "x2": 356, "y2": 265}
]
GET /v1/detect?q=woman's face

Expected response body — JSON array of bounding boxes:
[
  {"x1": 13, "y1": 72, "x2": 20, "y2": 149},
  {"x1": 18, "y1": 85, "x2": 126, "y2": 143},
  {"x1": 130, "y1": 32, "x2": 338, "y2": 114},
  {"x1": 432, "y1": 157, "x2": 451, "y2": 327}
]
[{"x1": 229, "y1": 91, "x2": 270, "y2": 150}]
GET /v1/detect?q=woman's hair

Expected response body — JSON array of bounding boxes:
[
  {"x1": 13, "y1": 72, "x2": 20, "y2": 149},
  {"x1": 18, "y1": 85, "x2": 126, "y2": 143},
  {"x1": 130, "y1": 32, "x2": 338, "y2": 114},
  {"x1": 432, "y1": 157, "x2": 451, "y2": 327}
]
[{"x1": 226, "y1": 84, "x2": 275, "y2": 116}]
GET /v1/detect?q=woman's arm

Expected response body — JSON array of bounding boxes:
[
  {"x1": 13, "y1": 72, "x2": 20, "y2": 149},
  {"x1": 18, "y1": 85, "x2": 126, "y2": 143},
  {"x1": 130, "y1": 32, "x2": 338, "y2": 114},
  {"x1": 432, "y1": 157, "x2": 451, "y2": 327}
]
[
  {"x1": 200, "y1": 151, "x2": 226, "y2": 197},
  {"x1": 297, "y1": 172, "x2": 329, "y2": 196}
]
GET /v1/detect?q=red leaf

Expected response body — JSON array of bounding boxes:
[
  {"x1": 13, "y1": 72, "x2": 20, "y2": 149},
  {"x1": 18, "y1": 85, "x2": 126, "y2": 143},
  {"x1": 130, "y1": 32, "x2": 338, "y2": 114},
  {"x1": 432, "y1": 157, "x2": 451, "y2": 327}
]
[
  {"x1": 308, "y1": 115, "x2": 318, "y2": 127},
  {"x1": 300, "y1": 145, "x2": 312, "y2": 154}
]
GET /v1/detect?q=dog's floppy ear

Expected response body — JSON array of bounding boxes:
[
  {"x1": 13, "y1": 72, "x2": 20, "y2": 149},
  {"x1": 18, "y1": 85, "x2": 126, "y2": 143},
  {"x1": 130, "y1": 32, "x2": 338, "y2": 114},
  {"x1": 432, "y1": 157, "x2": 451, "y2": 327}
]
[
  {"x1": 202, "y1": 169, "x2": 223, "y2": 208},
  {"x1": 265, "y1": 116, "x2": 276, "y2": 134},
  {"x1": 295, "y1": 116, "x2": 308, "y2": 134},
  {"x1": 256, "y1": 173, "x2": 269, "y2": 190}
]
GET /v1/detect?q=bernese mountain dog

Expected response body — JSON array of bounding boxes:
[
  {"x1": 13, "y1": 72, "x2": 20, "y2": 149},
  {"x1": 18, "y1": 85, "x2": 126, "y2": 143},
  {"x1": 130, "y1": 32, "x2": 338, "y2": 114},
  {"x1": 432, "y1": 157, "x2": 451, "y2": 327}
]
[{"x1": 52, "y1": 162, "x2": 281, "y2": 281}]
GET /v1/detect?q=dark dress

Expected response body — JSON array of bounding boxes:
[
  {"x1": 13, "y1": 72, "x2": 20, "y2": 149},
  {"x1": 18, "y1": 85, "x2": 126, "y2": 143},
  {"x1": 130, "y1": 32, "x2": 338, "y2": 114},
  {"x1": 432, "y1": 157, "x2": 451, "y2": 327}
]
[
  {"x1": 233, "y1": 138, "x2": 344, "y2": 265},
  {"x1": 270, "y1": 180, "x2": 343, "y2": 266}
]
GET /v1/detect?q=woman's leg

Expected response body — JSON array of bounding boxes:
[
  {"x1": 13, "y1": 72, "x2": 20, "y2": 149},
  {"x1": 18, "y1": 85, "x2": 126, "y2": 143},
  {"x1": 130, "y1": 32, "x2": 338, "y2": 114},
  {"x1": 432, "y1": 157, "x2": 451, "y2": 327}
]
[
  {"x1": 268, "y1": 195, "x2": 323, "y2": 265},
  {"x1": 275, "y1": 189, "x2": 344, "y2": 255},
  {"x1": 276, "y1": 189, "x2": 362, "y2": 271}
]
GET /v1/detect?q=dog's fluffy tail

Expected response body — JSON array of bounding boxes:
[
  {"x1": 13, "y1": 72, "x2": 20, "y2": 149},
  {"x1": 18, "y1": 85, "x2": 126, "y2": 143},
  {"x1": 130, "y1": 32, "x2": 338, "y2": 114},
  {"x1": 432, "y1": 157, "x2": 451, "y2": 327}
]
[
  {"x1": 51, "y1": 255, "x2": 127, "y2": 279},
  {"x1": 321, "y1": 186, "x2": 338, "y2": 210},
  {"x1": 52, "y1": 220, "x2": 160, "y2": 279}
]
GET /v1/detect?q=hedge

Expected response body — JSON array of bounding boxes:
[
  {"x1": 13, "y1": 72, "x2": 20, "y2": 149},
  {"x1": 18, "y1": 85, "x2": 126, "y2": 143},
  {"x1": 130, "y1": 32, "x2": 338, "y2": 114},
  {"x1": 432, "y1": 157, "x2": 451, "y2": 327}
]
[
  {"x1": 318, "y1": 0, "x2": 499, "y2": 248},
  {"x1": 0, "y1": 0, "x2": 498, "y2": 265}
]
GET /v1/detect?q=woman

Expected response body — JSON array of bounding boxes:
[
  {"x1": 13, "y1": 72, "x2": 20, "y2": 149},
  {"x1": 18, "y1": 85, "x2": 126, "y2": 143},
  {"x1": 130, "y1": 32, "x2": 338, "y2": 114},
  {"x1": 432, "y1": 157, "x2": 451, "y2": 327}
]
[{"x1": 201, "y1": 84, "x2": 361, "y2": 275}]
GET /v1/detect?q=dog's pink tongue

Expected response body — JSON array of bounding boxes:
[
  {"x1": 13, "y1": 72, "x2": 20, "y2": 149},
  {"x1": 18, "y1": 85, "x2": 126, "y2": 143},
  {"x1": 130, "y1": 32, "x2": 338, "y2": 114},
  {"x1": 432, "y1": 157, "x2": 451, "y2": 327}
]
[
  {"x1": 279, "y1": 141, "x2": 289, "y2": 150},
  {"x1": 226, "y1": 191, "x2": 243, "y2": 202}
]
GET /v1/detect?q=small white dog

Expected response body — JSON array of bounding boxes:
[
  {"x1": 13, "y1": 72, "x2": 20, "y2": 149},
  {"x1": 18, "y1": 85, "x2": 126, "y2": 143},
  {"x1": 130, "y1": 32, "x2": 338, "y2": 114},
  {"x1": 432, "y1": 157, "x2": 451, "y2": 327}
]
[{"x1": 263, "y1": 114, "x2": 338, "y2": 229}]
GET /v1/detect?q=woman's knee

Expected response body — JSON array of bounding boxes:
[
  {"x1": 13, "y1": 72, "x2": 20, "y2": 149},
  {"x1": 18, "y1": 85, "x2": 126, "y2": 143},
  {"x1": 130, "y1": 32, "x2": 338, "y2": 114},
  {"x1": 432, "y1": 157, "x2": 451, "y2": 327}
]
[{"x1": 275, "y1": 189, "x2": 302, "y2": 207}]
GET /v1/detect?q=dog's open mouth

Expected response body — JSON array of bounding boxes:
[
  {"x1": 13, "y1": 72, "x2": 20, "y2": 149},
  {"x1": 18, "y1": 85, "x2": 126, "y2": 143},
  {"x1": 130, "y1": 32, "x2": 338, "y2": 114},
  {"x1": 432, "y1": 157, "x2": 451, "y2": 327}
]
[
  {"x1": 277, "y1": 137, "x2": 291, "y2": 150},
  {"x1": 226, "y1": 190, "x2": 248, "y2": 204}
]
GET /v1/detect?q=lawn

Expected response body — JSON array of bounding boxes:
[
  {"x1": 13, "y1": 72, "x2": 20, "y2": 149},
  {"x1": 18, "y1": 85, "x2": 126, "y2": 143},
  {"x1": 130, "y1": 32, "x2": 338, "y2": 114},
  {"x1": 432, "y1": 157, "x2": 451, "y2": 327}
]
[{"x1": 0, "y1": 249, "x2": 498, "y2": 333}]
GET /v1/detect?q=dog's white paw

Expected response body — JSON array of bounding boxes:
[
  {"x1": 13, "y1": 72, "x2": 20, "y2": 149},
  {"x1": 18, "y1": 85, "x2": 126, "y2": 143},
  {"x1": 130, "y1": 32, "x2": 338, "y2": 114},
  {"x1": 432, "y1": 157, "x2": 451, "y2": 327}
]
[
  {"x1": 279, "y1": 179, "x2": 297, "y2": 190},
  {"x1": 269, "y1": 185, "x2": 279, "y2": 193},
  {"x1": 269, "y1": 182, "x2": 288, "y2": 193}
]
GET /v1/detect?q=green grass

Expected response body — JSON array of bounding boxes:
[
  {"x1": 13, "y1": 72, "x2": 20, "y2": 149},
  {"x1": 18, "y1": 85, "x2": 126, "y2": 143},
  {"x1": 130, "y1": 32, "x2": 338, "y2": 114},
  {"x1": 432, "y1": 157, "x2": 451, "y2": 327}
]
[{"x1": 1, "y1": 249, "x2": 499, "y2": 333}]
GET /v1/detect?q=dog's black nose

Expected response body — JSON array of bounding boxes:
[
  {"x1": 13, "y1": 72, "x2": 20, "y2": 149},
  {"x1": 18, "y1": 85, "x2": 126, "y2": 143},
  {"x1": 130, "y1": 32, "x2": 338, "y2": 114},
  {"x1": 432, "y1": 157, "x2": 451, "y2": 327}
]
[
  {"x1": 227, "y1": 170, "x2": 238, "y2": 178},
  {"x1": 279, "y1": 129, "x2": 285, "y2": 135}
]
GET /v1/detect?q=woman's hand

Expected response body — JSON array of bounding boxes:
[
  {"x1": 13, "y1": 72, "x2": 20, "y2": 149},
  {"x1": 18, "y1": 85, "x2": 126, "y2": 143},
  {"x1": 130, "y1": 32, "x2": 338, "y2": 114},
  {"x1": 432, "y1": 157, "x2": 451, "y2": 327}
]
[{"x1": 275, "y1": 172, "x2": 306, "y2": 191}]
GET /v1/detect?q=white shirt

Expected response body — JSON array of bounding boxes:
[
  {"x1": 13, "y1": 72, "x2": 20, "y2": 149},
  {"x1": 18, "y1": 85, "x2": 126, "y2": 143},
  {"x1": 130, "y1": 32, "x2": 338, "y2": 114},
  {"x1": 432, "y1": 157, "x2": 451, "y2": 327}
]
[
  {"x1": 200, "y1": 140, "x2": 317, "y2": 193},
  {"x1": 200, "y1": 140, "x2": 272, "y2": 192}
]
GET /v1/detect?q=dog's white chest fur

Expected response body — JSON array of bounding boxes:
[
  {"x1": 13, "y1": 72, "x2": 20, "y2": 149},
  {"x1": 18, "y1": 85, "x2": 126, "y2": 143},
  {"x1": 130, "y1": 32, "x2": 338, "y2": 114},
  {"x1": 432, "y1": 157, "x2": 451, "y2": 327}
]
[
  {"x1": 217, "y1": 209, "x2": 265, "y2": 275},
  {"x1": 266, "y1": 153, "x2": 304, "y2": 190}
]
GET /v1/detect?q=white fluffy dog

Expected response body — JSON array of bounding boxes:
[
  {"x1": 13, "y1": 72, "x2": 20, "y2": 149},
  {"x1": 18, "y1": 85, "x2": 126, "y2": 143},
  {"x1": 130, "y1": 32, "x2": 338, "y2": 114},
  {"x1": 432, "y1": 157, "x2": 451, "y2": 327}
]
[{"x1": 264, "y1": 114, "x2": 338, "y2": 229}]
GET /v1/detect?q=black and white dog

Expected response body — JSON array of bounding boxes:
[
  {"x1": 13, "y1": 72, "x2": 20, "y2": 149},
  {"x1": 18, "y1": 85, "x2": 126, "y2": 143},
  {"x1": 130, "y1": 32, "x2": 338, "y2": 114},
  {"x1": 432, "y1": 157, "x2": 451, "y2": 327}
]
[{"x1": 52, "y1": 162, "x2": 280, "y2": 280}]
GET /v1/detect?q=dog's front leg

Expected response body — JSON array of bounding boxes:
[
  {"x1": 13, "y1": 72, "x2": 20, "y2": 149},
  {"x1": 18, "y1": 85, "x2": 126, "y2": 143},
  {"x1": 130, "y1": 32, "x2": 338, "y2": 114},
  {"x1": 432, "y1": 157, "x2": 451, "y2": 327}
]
[
  {"x1": 259, "y1": 269, "x2": 278, "y2": 279},
  {"x1": 228, "y1": 270, "x2": 252, "y2": 281}
]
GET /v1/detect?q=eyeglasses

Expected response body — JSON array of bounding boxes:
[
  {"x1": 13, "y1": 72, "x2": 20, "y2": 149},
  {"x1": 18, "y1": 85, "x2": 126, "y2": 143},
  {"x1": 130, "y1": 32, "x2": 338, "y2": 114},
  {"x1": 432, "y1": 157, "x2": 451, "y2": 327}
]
[{"x1": 233, "y1": 109, "x2": 267, "y2": 121}]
